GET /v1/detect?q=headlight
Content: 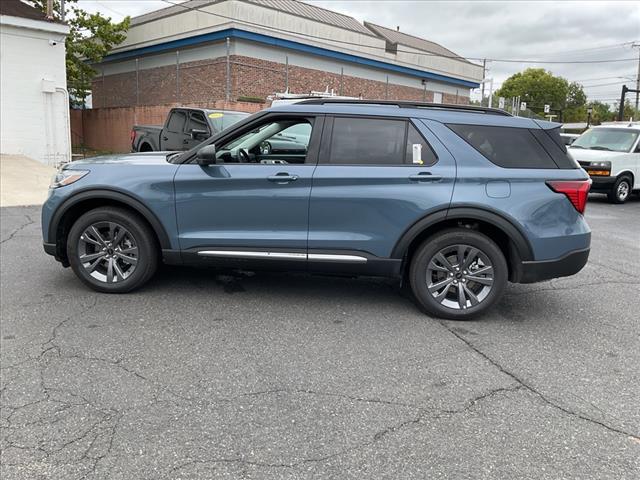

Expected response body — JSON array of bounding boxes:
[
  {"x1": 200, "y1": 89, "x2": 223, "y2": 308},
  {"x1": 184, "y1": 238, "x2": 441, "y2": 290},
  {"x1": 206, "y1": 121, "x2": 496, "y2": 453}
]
[
  {"x1": 589, "y1": 161, "x2": 611, "y2": 169},
  {"x1": 50, "y1": 169, "x2": 89, "y2": 188}
]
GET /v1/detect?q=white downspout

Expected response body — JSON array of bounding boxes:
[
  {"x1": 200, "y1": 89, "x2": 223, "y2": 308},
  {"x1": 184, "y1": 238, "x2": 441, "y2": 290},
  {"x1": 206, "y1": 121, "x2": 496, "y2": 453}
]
[{"x1": 55, "y1": 87, "x2": 71, "y2": 165}]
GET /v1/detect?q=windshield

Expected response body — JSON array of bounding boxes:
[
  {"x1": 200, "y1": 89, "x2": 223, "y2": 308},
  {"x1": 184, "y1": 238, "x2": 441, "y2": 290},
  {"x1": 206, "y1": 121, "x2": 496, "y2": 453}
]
[
  {"x1": 571, "y1": 128, "x2": 639, "y2": 152},
  {"x1": 208, "y1": 112, "x2": 249, "y2": 133}
]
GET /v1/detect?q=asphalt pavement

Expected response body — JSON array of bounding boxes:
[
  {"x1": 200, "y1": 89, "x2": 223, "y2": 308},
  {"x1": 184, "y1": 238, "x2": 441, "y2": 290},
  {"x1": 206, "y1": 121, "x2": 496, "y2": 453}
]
[{"x1": 1, "y1": 194, "x2": 639, "y2": 479}]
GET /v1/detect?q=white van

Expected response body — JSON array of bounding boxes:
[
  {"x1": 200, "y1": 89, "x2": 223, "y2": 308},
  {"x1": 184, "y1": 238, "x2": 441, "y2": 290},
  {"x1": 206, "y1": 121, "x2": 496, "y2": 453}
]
[{"x1": 568, "y1": 123, "x2": 640, "y2": 203}]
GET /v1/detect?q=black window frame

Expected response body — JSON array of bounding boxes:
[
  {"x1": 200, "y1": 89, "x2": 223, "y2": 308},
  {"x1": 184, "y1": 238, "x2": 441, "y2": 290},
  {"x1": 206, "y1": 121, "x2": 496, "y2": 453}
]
[{"x1": 319, "y1": 115, "x2": 439, "y2": 166}]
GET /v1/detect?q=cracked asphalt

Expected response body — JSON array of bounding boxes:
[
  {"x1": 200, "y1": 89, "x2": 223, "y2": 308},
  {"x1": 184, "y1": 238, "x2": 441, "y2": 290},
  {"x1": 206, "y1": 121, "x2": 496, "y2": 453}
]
[{"x1": 1, "y1": 194, "x2": 639, "y2": 479}]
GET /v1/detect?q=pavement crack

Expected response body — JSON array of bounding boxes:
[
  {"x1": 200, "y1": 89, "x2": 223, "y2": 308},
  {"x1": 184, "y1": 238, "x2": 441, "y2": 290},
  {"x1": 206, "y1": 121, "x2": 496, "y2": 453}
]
[
  {"x1": 0, "y1": 213, "x2": 34, "y2": 245},
  {"x1": 438, "y1": 320, "x2": 640, "y2": 441},
  {"x1": 236, "y1": 388, "x2": 421, "y2": 409}
]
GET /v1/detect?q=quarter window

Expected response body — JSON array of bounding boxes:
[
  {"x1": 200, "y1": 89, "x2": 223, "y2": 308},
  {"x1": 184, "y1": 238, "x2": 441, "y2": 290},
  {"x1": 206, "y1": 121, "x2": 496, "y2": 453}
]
[
  {"x1": 406, "y1": 124, "x2": 437, "y2": 166},
  {"x1": 448, "y1": 124, "x2": 557, "y2": 169}
]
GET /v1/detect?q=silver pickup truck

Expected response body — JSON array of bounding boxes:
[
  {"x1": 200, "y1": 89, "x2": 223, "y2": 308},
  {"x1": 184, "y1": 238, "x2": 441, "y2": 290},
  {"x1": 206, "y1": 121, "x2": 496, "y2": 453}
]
[{"x1": 131, "y1": 108, "x2": 249, "y2": 152}]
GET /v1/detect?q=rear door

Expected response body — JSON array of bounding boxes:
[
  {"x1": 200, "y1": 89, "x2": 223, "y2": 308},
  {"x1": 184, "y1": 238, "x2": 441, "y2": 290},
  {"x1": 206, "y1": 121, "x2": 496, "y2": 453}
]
[
  {"x1": 308, "y1": 116, "x2": 455, "y2": 266},
  {"x1": 162, "y1": 109, "x2": 187, "y2": 151}
]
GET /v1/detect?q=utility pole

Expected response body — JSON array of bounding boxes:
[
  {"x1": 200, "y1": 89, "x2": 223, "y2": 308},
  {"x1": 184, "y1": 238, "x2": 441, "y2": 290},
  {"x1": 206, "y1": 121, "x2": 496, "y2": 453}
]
[
  {"x1": 480, "y1": 59, "x2": 487, "y2": 103},
  {"x1": 633, "y1": 43, "x2": 640, "y2": 111},
  {"x1": 60, "y1": 0, "x2": 65, "y2": 22}
]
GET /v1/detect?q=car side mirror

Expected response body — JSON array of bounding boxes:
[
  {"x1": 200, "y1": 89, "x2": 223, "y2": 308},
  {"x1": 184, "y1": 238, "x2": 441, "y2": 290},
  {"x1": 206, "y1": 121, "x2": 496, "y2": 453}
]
[
  {"x1": 190, "y1": 128, "x2": 209, "y2": 140},
  {"x1": 196, "y1": 144, "x2": 217, "y2": 165},
  {"x1": 635, "y1": 144, "x2": 640, "y2": 153}
]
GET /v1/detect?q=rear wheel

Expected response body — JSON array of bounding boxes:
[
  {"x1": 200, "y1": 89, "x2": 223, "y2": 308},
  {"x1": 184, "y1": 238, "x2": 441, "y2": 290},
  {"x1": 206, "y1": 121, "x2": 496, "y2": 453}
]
[
  {"x1": 409, "y1": 229, "x2": 508, "y2": 320},
  {"x1": 607, "y1": 175, "x2": 632, "y2": 204},
  {"x1": 67, "y1": 207, "x2": 158, "y2": 293}
]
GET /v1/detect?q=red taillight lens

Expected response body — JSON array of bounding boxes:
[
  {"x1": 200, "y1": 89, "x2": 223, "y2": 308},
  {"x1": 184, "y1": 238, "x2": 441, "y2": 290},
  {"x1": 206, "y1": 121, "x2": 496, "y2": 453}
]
[
  {"x1": 130, "y1": 130, "x2": 136, "y2": 143},
  {"x1": 546, "y1": 179, "x2": 592, "y2": 214}
]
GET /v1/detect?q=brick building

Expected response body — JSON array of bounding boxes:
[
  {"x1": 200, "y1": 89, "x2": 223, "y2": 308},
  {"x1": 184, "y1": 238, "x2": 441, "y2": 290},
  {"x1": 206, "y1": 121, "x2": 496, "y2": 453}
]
[{"x1": 91, "y1": 0, "x2": 483, "y2": 109}]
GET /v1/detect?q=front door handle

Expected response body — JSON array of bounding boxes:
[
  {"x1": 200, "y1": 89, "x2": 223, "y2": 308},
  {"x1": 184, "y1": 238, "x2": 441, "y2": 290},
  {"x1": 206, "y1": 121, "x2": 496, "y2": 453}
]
[
  {"x1": 182, "y1": 139, "x2": 189, "y2": 144},
  {"x1": 267, "y1": 172, "x2": 299, "y2": 184},
  {"x1": 409, "y1": 172, "x2": 442, "y2": 182},
  {"x1": 162, "y1": 136, "x2": 169, "y2": 141}
]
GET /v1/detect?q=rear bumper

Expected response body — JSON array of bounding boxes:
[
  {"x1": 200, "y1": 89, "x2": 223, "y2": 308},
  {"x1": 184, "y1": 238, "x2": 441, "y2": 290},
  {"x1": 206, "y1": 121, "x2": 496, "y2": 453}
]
[{"x1": 512, "y1": 247, "x2": 590, "y2": 284}]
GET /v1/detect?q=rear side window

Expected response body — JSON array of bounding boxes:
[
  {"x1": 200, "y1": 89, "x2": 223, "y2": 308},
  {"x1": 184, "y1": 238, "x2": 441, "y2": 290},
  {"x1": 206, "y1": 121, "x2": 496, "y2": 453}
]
[
  {"x1": 447, "y1": 124, "x2": 557, "y2": 169},
  {"x1": 166, "y1": 110, "x2": 187, "y2": 133},
  {"x1": 328, "y1": 118, "x2": 406, "y2": 164}
]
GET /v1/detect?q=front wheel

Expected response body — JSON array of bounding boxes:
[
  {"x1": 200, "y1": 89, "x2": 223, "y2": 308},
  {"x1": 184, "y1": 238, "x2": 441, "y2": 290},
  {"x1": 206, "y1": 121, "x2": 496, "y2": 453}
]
[
  {"x1": 67, "y1": 207, "x2": 158, "y2": 293},
  {"x1": 607, "y1": 176, "x2": 632, "y2": 204},
  {"x1": 409, "y1": 229, "x2": 508, "y2": 320}
]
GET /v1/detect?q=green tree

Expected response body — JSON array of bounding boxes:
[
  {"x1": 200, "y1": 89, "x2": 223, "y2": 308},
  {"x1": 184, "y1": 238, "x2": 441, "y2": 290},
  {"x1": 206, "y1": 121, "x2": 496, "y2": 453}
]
[
  {"x1": 495, "y1": 68, "x2": 570, "y2": 115},
  {"x1": 30, "y1": 0, "x2": 130, "y2": 106}
]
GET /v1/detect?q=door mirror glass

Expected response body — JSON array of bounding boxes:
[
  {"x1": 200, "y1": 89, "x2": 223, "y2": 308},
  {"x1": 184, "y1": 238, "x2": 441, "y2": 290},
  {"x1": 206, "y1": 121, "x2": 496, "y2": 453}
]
[{"x1": 196, "y1": 145, "x2": 217, "y2": 165}]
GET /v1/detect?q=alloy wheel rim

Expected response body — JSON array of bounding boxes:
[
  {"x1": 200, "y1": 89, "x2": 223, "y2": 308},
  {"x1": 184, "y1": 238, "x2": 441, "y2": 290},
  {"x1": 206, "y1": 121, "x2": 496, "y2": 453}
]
[
  {"x1": 78, "y1": 222, "x2": 138, "y2": 283},
  {"x1": 426, "y1": 244, "x2": 494, "y2": 310},
  {"x1": 617, "y1": 181, "x2": 629, "y2": 200}
]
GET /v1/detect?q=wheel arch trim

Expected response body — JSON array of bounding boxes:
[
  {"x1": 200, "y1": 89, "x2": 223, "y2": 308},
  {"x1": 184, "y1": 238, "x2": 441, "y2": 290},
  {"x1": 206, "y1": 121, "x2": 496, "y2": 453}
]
[
  {"x1": 49, "y1": 189, "x2": 172, "y2": 250},
  {"x1": 391, "y1": 206, "x2": 534, "y2": 261}
]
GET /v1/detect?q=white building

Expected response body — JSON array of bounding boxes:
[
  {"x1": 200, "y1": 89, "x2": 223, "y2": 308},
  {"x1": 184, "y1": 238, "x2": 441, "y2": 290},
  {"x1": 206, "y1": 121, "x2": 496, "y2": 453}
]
[{"x1": 0, "y1": 0, "x2": 71, "y2": 165}]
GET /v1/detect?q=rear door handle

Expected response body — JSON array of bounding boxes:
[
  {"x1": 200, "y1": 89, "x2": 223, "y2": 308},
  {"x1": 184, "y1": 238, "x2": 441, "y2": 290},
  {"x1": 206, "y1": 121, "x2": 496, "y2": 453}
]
[
  {"x1": 267, "y1": 172, "x2": 299, "y2": 184},
  {"x1": 409, "y1": 172, "x2": 442, "y2": 182},
  {"x1": 182, "y1": 139, "x2": 189, "y2": 144},
  {"x1": 162, "y1": 136, "x2": 168, "y2": 141}
]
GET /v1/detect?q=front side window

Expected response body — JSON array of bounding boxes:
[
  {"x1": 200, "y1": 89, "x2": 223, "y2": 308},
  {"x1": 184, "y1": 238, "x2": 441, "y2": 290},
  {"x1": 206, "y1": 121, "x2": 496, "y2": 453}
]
[
  {"x1": 187, "y1": 112, "x2": 208, "y2": 134},
  {"x1": 571, "y1": 128, "x2": 639, "y2": 153},
  {"x1": 448, "y1": 124, "x2": 557, "y2": 169},
  {"x1": 214, "y1": 118, "x2": 313, "y2": 164},
  {"x1": 328, "y1": 118, "x2": 406, "y2": 164},
  {"x1": 166, "y1": 110, "x2": 187, "y2": 133}
]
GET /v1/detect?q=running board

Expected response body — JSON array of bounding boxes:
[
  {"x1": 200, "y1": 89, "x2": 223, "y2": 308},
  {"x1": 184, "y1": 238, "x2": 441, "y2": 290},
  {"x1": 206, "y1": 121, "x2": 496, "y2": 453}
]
[{"x1": 197, "y1": 250, "x2": 368, "y2": 263}]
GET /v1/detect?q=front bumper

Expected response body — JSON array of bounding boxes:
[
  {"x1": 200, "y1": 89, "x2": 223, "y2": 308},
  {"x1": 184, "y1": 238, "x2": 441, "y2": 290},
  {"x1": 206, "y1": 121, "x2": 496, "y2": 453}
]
[
  {"x1": 588, "y1": 175, "x2": 616, "y2": 192},
  {"x1": 512, "y1": 247, "x2": 590, "y2": 284}
]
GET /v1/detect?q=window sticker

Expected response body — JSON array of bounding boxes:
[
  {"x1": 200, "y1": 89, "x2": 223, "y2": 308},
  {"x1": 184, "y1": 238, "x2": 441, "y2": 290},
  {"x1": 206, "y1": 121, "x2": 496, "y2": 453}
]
[
  {"x1": 412, "y1": 143, "x2": 423, "y2": 164},
  {"x1": 208, "y1": 113, "x2": 224, "y2": 119}
]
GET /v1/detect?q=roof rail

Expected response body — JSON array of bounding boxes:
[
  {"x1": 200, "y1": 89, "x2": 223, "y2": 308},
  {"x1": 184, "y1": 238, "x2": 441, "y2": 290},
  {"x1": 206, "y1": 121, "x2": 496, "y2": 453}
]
[{"x1": 295, "y1": 99, "x2": 512, "y2": 116}]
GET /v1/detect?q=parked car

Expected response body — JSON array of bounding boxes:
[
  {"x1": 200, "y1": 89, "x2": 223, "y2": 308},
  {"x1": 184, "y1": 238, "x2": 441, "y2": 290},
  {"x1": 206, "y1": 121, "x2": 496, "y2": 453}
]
[
  {"x1": 560, "y1": 133, "x2": 579, "y2": 145},
  {"x1": 42, "y1": 100, "x2": 592, "y2": 320},
  {"x1": 569, "y1": 123, "x2": 640, "y2": 203},
  {"x1": 131, "y1": 108, "x2": 249, "y2": 152}
]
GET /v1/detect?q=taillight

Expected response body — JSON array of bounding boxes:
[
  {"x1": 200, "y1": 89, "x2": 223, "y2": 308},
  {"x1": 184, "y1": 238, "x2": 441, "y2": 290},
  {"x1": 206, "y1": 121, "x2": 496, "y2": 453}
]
[
  {"x1": 546, "y1": 179, "x2": 592, "y2": 214},
  {"x1": 130, "y1": 130, "x2": 136, "y2": 143}
]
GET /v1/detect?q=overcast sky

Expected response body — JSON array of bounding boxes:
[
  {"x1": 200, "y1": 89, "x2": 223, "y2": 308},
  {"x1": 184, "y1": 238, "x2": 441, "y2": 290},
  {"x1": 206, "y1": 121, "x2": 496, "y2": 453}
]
[{"x1": 79, "y1": 0, "x2": 640, "y2": 104}]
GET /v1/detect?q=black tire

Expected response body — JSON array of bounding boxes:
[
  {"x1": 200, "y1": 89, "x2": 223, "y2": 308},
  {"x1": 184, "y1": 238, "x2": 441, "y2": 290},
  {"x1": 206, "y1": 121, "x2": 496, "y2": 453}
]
[
  {"x1": 67, "y1": 207, "x2": 158, "y2": 293},
  {"x1": 607, "y1": 175, "x2": 632, "y2": 204},
  {"x1": 409, "y1": 229, "x2": 508, "y2": 320}
]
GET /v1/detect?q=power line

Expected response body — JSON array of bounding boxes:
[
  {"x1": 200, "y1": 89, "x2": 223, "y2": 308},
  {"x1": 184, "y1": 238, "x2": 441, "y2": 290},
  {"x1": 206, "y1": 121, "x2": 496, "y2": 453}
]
[
  {"x1": 160, "y1": 0, "x2": 638, "y2": 65},
  {"x1": 581, "y1": 81, "x2": 633, "y2": 88}
]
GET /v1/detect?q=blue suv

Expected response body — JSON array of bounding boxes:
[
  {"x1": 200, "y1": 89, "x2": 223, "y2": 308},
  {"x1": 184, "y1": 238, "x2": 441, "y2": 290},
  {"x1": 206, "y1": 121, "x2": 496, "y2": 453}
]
[{"x1": 42, "y1": 100, "x2": 591, "y2": 320}]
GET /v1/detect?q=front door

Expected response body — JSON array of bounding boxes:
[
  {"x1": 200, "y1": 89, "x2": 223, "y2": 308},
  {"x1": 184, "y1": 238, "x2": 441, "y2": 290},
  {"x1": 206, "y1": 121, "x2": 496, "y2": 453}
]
[
  {"x1": 173, "y1": 114, "x2": 322, "y2": 260},
  {"x1": 308, "y1": 116, "x2": 455, "y2": 264}
]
